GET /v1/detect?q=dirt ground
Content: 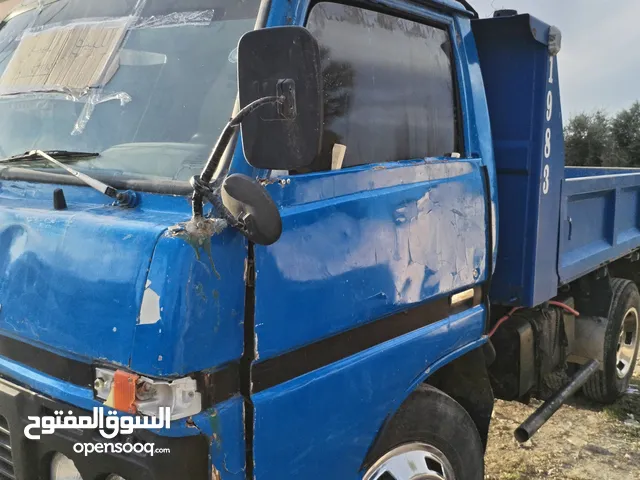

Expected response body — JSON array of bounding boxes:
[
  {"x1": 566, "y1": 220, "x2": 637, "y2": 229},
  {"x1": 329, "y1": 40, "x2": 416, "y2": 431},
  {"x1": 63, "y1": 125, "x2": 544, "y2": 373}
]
[{"x1": 486, "y1": 363, "x2": 640, "y2": 479}]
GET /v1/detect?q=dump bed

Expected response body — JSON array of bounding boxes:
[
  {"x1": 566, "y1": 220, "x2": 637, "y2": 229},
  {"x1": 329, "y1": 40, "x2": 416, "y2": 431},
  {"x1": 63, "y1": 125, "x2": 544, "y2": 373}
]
[
  {"x1": 559, "y1": 167, "x2": 640, "y2": 283},
  {"x1": 473, "y1": 14, "x2": 640, "y2": 308}
]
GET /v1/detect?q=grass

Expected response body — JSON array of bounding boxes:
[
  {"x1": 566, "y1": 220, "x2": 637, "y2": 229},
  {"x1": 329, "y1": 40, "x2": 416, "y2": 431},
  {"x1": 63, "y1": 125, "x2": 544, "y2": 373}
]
[
  {"x1": 604, "y1": 379, "x2": 640, "y2": 422},
  {"x1": 494, "y1": 461, "x2": 540, "y2": 480},
  {"x1": 603, "y1": 378, "x2": 640, "y2": 438}
]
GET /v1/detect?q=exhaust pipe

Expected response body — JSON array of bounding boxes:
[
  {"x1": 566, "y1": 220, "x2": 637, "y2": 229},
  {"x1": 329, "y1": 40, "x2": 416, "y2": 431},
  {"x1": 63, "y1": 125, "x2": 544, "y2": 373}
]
[{"x1": 514, "y1": 359, "x2": 599, "y2": 443}]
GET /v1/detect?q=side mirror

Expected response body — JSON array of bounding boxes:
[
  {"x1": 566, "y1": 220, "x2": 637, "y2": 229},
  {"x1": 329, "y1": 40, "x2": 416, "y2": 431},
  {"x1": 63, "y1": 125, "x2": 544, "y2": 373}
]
[
  {"x1": 221, "y1": 174, "x2": 282, "y2": 246},
  {"x1": 237, "y1": 26, "x2": 323, "y2": 170}
]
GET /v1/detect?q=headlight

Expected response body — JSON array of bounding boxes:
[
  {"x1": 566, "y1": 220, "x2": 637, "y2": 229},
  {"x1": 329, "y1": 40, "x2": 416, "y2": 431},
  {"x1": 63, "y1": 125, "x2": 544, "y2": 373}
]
[
  {"x1": 135, "y1": 376, "x2": 201, "y2": 419},
  {"x1": 50, "y1": 453, "x2": 82, "y2": 480},
  {"x1": 94, "y1": 368, "x2": 201, "y2": 420}
]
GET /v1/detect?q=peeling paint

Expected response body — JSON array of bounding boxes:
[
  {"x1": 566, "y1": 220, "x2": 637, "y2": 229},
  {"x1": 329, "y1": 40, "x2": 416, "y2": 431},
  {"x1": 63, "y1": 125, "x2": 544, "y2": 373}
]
[
  {"x1": 222, "y1": 453, "x2": 244, "y2": 475},
  {"x1": 256, "y1": 159, "x2": 486, "y2": 362},
  {"x1": 209, "y1": 410, "x2": 222, "y2": 450},
  {"x1": 195, "y1": 283, "x2": 207, "y2": 302},
  {"x1": 139, "y1": 279, "x2": 161, "y2": 325},
  {"x1": 254, "y1": 332, "x2": 259, "y2": 361}
]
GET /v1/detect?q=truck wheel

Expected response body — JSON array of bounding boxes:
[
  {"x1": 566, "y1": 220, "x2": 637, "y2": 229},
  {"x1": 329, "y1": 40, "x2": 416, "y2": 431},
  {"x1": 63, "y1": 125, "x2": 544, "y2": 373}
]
[
  {"x1": 583, "y1": 278, "x2": 640, "y2": 403},
  {"x1": 363, "y1": 385, "x2": 483, "y2": 480},
  {"x1": 540, "y1": 370, "x2": 570, "y2": 398}
]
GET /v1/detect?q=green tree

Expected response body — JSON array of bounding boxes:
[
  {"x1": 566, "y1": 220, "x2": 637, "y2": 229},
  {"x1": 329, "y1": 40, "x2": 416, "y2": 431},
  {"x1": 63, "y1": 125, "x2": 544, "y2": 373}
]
[
  {"x1": 563, "y1": 111, "x2": 616, "y2": 167},
  {"x1": 612, "y1": 101, "x2": 640, "y2": 166}
]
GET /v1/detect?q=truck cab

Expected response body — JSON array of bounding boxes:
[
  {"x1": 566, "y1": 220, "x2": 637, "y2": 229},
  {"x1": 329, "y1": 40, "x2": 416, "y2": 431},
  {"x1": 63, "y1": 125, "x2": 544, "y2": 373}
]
[{"x1": 0, "y1": 1, "x2": 637, "y2": 479}]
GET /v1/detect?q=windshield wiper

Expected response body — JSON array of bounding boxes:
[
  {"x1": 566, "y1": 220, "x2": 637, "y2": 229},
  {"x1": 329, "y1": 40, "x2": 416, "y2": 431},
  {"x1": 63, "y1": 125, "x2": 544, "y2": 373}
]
[
  {"x1": 0, "y1": 150, "x2": 100, "y2": 164},
  {"x1": 0, "y1": 150, "x2": 138, "y2": 207}
]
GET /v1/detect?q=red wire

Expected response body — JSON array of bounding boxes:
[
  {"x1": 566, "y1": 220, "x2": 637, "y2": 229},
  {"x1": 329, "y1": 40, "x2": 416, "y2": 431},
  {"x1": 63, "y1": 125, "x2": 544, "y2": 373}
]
[
  {"x1": 488, "y1": 301, "x2": 580, "y2": 338},
  {"x1": 548, "y1": 300, "x2": 580, "y2": 317},
  {"x1": 488, "y1": 307, "x2": 521, "y2": 338}
]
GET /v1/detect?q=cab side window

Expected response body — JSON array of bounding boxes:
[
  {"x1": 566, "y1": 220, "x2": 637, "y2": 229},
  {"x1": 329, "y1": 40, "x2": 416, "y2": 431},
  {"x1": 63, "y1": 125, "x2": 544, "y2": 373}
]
[{"x1": 304, "y1": 2, "x2": 459, "y2": 171}]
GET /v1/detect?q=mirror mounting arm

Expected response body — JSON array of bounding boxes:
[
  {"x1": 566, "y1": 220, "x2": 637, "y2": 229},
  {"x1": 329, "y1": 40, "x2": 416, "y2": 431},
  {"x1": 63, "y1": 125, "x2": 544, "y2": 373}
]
[
  {"x1": 190, "y1": 175, "x2": 238, "y2": 227},
  {"x1": 191, "y1": 95, "x2": 283, "y2": 218},
  {"x1": 190, "y1": 174, "x2": 271, "y2": 243}
]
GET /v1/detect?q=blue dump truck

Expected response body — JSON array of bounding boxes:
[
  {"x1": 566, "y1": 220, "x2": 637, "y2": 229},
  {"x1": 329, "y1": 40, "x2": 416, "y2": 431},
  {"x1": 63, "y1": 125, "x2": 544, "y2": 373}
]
[{"x1": 0, "y1": 0, "x2": 638, "y2": 479}]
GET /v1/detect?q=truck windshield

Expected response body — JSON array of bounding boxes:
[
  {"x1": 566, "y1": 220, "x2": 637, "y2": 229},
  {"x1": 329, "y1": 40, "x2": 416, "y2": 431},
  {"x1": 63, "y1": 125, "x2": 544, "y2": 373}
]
[{"x1": 0, "y1": 0, "x2": 260, "y2": 182}]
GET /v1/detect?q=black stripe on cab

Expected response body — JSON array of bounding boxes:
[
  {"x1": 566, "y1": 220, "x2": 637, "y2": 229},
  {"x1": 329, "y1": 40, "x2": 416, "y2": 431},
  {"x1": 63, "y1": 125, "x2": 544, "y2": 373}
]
[
  {"x1": 0, "y1": 334, "x2": 242, "y2": 409},
  {"x1": 251, "y1": 286, "x2": 483, "y2": 393},
  {"x1": 0, "y1": 334, "x2": 93, "y2": 388}
]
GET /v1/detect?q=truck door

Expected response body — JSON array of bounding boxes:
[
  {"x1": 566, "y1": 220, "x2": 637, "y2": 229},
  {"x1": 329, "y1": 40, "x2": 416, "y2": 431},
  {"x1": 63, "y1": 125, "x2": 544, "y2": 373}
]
[{"x1": 248, "y1": 3, "x2": 489, "y2": 478}]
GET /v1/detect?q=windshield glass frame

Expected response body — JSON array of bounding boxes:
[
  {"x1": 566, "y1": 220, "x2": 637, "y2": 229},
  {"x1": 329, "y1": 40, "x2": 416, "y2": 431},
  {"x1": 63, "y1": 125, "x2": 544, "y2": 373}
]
[{"x1": 0, "y1": 0, "x2": 270, "y2": 194}]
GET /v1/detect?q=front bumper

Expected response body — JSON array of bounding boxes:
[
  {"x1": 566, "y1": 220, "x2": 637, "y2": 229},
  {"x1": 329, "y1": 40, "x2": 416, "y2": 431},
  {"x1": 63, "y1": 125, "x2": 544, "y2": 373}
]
[{"x1": 0, "y1": 376, "x2": 208, "y2": 479}]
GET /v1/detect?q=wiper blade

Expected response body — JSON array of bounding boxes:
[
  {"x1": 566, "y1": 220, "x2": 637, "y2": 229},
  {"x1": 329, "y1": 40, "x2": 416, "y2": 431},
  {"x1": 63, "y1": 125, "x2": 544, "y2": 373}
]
[
  {"x1": 0, "y1": 150, "x2": 100, "y2": 164},
  {"x1": 0, "y1": 150, "x2": 138, "y2": 208}
]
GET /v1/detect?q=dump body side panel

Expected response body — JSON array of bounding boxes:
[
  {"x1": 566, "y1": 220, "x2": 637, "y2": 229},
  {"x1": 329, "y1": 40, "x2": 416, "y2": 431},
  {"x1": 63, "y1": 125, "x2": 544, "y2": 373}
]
[{"x1": 559, "y1": 169, "x2": 640, "y2": 283}]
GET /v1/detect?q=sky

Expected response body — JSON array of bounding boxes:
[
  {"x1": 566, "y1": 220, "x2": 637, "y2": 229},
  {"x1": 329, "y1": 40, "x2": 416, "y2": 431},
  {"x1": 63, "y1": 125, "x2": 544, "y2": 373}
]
[{"x1": 473, "y1": 0, "x2": 640, "y2": 118}]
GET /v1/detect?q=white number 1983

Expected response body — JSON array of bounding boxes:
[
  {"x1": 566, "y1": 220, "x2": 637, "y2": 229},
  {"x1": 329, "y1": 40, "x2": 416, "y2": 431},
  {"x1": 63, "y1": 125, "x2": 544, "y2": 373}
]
[{"x1": 542, "y1": 56, "x2": 554, "y2": 195}]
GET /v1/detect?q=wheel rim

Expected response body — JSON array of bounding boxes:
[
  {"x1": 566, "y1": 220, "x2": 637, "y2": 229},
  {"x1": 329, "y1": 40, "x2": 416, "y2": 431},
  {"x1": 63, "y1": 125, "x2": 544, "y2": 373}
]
[
  {"x1": 363, "y1": 443, "x2": 455, "y2": 480},
  {"x1": 616, "y1": 307, "x2": 639, "y2": 379}
]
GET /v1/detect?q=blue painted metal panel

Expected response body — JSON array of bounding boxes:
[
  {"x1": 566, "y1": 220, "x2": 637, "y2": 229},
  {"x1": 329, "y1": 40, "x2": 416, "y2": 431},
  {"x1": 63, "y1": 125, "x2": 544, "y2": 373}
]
[
  {"x1": 456, "y1": 16, "x2": 499, "y2": 272},
  {"x1": 559, "y1": 170, "x2": 640, "y2": 283},
  {"x1": 254, "y1": 159, "x2": 487, "y2": 361},
  {"x1": 193, "y1": 397, "x2": 247, "y2": 480},
  {"x1": 473, "y1": 14, "x2": 565, "y2": 307},
  {"x1": 129, "y1": 226, "x2": 246, "y2": 376},
  {"x1": 252, "y1": 306, "x2": 485, "y2": 479},
  {"x1": 0, "y1": 179, "x2": 246, "y2": 377},
  {"x1": 0, "y1": 182, "x2": 171, "y2": 367}
]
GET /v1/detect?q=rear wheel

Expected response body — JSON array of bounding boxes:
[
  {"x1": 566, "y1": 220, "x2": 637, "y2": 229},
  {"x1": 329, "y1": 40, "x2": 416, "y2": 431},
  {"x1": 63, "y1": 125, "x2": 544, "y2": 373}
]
[
  {"x1": 583, "y1": 278, "x2": 640, "y2": 403},
  {"x1": 363, "y1": 385, "x2": 484, "y2": 480}
]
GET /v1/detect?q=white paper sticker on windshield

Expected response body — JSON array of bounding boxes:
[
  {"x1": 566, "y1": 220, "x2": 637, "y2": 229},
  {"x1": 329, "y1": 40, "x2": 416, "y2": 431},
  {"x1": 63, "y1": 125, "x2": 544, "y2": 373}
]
[{"x1": 0, "y1": 18, "x2": 129, "y2": 94}]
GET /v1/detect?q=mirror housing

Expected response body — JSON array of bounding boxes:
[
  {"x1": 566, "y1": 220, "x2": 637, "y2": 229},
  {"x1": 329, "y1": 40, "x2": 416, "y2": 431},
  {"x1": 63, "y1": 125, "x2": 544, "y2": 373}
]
[
  {"x1": 221, "y1": 174, "x2": 282, "y2": 246},
  {"x1": 237, "y1": 26, "x2": 323, "y2": 170}
]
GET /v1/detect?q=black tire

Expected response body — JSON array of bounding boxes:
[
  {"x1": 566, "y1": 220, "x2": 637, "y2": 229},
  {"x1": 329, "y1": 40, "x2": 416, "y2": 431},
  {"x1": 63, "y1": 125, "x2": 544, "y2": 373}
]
[
  {"x1": 539, "y1": 370, "x2": 570, "y2": 399},
  {"x1": 364, "y1": 385, "x2": 484, "y2": 480},
  {"x1": 582, "y1": 278, "x2": 640, "y2": 403}
]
